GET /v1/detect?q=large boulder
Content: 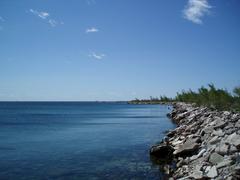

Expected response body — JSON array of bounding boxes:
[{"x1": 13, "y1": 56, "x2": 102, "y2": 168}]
[
  {"x1": 173, "y1": 137, "x2": 200, "y2": 157},
  {"x1": 150, "y1": 143, "x2": 174, "y2": 158}
]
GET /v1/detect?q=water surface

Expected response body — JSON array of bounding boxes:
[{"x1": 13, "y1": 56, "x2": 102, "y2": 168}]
[{"x1": 0, "y1": 102, "x2": 175, "y2": 179}]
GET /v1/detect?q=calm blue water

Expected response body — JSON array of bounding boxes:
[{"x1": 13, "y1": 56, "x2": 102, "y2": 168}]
[{"x1": 0, "y1": 102, "x2": 175, "y2": 180}]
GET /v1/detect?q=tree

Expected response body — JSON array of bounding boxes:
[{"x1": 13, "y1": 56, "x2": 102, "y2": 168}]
[{"x1": 233, "y1": 87, "x2": 240, "y2": 97}]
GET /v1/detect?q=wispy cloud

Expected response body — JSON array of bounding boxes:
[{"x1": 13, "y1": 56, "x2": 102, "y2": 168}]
[
  {"x1": 183, "y1": 0, "x2": 211, "y2": 24},
  {"x1": 0, "y1": 16, "x2": 5, "y2": 22},
  {"x1": 86, "y1": 27, "x2": 99, "y2": 33},
  {"x1": 89, "y1": 52, "x2": 105, "y2": 60},
  {"x1": 0, "y1": 16, "x2": 5, "y2": 30},
  {"x1": 86, "y1": 0, "x2": 96, "y2": 5},
  {"x1": 48, "y1": 19, "x2": 58, "y2": 27},
  {"x1": 29, "y1": 9, "x2": 49, "y2": 19},
  {"x1": 29, "y1": 9, "x2": 63, "y2": 27}
]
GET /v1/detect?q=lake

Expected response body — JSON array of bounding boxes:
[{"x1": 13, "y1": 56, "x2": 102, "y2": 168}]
[{"x1": 0, "y1": 102, "x2": 175, "y2": 179}]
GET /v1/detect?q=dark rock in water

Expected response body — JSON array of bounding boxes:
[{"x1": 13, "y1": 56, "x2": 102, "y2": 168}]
[
  {"x1": 167, "y1": 130, "x2": 175, "y2": 138},
  {"x1": 166, "y1": 113, "x2": 171, "y2": 118},
  {"x1": 150, "y1": 143, "x2": 174, "y2": 159}
]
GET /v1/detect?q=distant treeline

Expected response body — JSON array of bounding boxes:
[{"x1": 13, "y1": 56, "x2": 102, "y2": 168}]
[{"x1": 129, "y1": 84, "x2": 240, "y2": 111}]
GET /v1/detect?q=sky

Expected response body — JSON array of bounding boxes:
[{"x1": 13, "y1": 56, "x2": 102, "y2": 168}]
[{"x1": 0, "y1": 0, "x2": 240, "y2": 101}]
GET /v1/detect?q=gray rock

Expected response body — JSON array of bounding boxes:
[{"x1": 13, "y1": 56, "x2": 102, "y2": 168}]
[
  {"x1": 214, "y1": 120, "x2": 226, "y2": 129},
  {"x1": 216, "y1": 159, "x2": 233, "y2": 169},
  {"x1": 190, "y1": 154, "x2": 198, "y2": 161},
  {"x1": 177, "y1": 159, "x2": 184, "y2": 167},
  {"x1": 190, "y1": 170, "x2": 203, "y2": 179},
  {"x1": 173, "y1": 137, "x2": 200, "y2": 156},
  {"x1": 197, "y1": 148, "x2": 206, "y2": 158},
  {"x1": 209, "y1": 136, "x2": 220, "y2": 145},
  {"x1": 206, "y1": 166, "x2": 218, "y2": 178},
  {"x1": 209, "y1": 152, "x2": 224, "y2": 165},
  {"x1": 223, "y1": 111, "x2": 231, "y2": 116},
  {"x1": 235, "y1": 121, "x2": 240, "y2": 128},
  {"x1": 201, "y1": 126, "x2": 214, "y2": 135},
  {"x1": 225, "y1": 133, "x2": 240, "y2": 148},
  {"x1": 225, "y1": 123, "x2": 234, "y2": 130},
  {"x1": 229, "y1": 145, "x2": 238, "y2": 154},
  {"x1": 212, "y1": 129, "x2": 225, "y2": 137},
  {"x1": 226, "y1": 176, "x2": 234, "y2": 180},
  {"x1": 215, "y1": 143, "x2": 229, "y2": 155},
  {"x1": 225, "y1": 128, "x2": 237, "y2": 135}
]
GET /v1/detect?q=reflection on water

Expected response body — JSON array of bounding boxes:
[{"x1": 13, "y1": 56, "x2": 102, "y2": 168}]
[{"x1": 0, "y1": 102, "x2": 175, "y2": 179}]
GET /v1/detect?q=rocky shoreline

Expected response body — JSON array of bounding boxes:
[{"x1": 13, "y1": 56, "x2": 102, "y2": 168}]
[{"x1": 150, "y1": 102, "x2": 240, "y2": 179}]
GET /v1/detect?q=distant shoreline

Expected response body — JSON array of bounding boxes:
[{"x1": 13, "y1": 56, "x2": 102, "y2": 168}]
[{"x1": 128, "y1": 100, "x2": 172, "y2": 105}]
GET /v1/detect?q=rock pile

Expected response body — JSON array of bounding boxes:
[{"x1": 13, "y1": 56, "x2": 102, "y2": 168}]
[{"x1": 150, "y1": 102, "x2": 240, "y2": 179}]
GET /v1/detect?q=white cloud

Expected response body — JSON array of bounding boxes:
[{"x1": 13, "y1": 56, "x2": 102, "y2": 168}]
[
  {"x1": 86, "y1": 27, "x2": 99, "y2": 33},
  {"x1": 29, "y1": 9, "x2": 49, "y2": 19},
  {"x1": 183, "y1": 0, "x2": 211, "y2": 24},
  {"x1": 89, "y1": 52, "x2": 105, "y2": 60},
  {"x1": 39, "y1": 12, "x2": 49, "y2": 19},
  {"x1": 29, "y1": 9, "x2": 63, "y2": 27}
]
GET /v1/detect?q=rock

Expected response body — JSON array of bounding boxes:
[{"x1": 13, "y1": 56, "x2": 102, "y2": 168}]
[
  {"x1": 151, "y1": 103, "x2": 240, "y2": 179},
  {"x1": 223, "y1": 111, "x2": 231, "y2": 116},
  {"x1": 235, "y1": 121, "x2": 240, "y2": 128},
  {"x1": 225, "y1": 123, "x2": 234, "y2": 130},
  {"x1": 225, "y1": 128, "x2": 237, "y2": 135},
  {"x1": 206, "y1": 166, "x2": 218, "y2": 178},
  {"x1": 226, "y1": 176, "x2": 234, "y2": 180},
  {"x1": 197, "y1": 148, "x2": 206, "y2": 158},
  {"x1": 212, "y1": 129, "x2": 225, "y2": 137},
  {"x1": 166, "y1": 130, "x2": 175, "y2": 138},
  {"x1": 189, "y1": 149, "x2": 206, "y2": 162},
  {"x1": 209, "y1": 152, "x2": 224, "y2": 165},
  {"x1": 173, "y1": 137, "x2": 200, "y2": 156},
  {"x1": 214, "y1": 119, "x2": 226, "y2": 129},
  {"x1": 163, "y1": 164, "x2": 171, "y2": 175},
  {"x1": 229, "y1": 145, "x2": 238, "y2": 154},
  {"x1": 216, "y1": 159, "x2": 233, "y2": 169},
  {"x1": 150, "y1": 143, "x2": 173, "y2": 158},
  {"x1": 190, "y1": 154, "x2": 198, "y2": 161},
  {"x1": 234, "y1": 165, "x2": 240, "y2": 173},
  {"x1": 201, "y1": 126, "x2": 214, "y2": 135},
  {"x1": 171, "y1": 139, "x2": 184, "y2": 146},
  {"x1": 215, "y1": 143, "x2": 229, "y2": 155},
  {"x1": 177, "y1": 158, "x2": 184, "y2": 167},
  {"x1": 209, "y1": 136, "x2": 220, "y2": 145},
  {"x1": 225, "y1": 133, "x2": 240, "y2": 148},
  {"x1": 190, "y1": 170, "x2": 203, "y2": 179}
]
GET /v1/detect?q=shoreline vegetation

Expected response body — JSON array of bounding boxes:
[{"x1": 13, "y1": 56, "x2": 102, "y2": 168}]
[{"x1": 128, "y1": 84, "x2": 240, "y2": 112}]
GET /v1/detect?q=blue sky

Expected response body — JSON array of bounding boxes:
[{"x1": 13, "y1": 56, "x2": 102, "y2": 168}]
[{"x1": 0, "y1": 0, "x2": 240, "y2": 101}]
